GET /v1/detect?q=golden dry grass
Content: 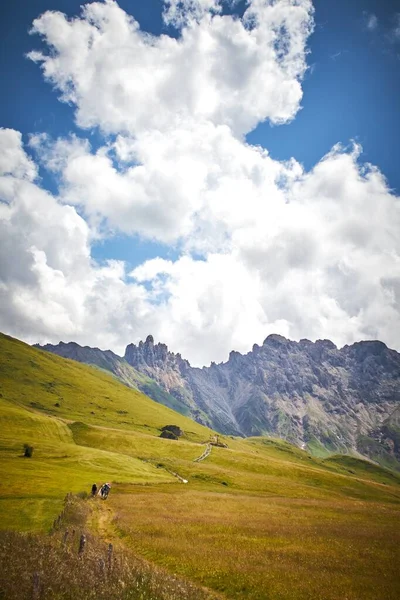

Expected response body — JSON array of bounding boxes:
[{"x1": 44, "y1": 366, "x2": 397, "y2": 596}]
[
  {"x1": 0, "y1": 495, "x2": 219, "y2": 600},
  {"x1": 110, "y1": 486, "x2": 400, "y2": 600}
]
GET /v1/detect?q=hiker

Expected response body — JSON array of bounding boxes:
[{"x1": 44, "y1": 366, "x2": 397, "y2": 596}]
[
  {"x1": 91, "y1": 483, "x2": 98, "y2": 497},
  {"x1": 99, "y1": 482, "x2": 111, "y2": 499}
]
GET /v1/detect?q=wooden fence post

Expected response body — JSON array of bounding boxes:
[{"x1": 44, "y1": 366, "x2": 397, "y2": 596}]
[
  {"x1": 62, "y1": 529, "x2": 69, "y2": 546},
  {"x1": 99, "y1": 558, "x2": 106, "y2": 577},
  {"x1": 107, "y1": 543, "x2": 113, "y2": 571},
  {"x1": 32, "y1": 572, "x2": 40, "y2": 599},
  {"x1": 78, "y1": 534, "x2": 86, "y2": 555}
]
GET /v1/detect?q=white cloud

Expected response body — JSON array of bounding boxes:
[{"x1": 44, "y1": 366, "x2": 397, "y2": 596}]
[
  {"x1": 0, "y1": 129, "x2": 37, "y2": 181},
  {"x1": 31, "y1": 122, "x2": 298, "y2": 246},
  {"x1": 363, "y1": 12, "x2": 378, "y2": 32},
  {"x1": 392, "y1": 13, "x2": 400, "y2": 40},
  {"x1": 1, "y1": 1, "x2": 400, "y2": 366},
  {"x1": 126, "y1": 143, "x2": 400, "y2": 364},
  {"x1": 28, "y1": 0, "x2": 314, "y2": 136},
  {"x1": 0, "y1": 129, "x2": 149, "y2": 352}
]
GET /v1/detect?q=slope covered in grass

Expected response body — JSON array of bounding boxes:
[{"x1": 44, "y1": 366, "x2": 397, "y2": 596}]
[
  {"x1": 0, "y1": 333, "x2": 214, "y2": 530},
  {"x1": 0, "y1": 333, "x2": 211, "y2": 439},
  {"x1": 0, "y1": 397, "x2": 177, "y2": 531}
]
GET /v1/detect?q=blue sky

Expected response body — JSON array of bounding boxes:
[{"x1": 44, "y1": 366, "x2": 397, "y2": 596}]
[
  {"x1": 0, "y1": 0, "x2": 399, "y2": 364},
  {"x1": 250, "y1": 0, "x2": 400, "y2": 184}
]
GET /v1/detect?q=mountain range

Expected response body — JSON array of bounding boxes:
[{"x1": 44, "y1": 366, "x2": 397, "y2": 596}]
[{"x1": 36, "y1": 334, "x2": 400, "y2": 470}]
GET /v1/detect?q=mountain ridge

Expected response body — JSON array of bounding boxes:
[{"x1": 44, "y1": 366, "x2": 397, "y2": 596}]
[{"x1": 36, "y1": 333, "x2": 400, "y2": 469}]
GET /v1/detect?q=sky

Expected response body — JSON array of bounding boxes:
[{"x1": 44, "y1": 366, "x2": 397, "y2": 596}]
[{"x1": 0, "y1": 0, "x2": 400, "y2": 366}]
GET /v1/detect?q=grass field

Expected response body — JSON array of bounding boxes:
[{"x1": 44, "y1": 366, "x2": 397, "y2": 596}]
[
  {"x1": 110, "y1": 487, "x2": 400, "y2": 600},
  {"x1": 1, "y1": 332, "x2": 400, "y2": 599}
]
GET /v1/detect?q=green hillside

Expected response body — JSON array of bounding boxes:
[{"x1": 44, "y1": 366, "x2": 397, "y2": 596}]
[
  {"x1": 0, "y1": 332, "x2": 213, "y2": 531},
  {"x1": 1, "y1": 332, "x2": 400, "y2": 599},
  {"x1": 0, "y1": 333, "x2": 211, "y2": 438}
]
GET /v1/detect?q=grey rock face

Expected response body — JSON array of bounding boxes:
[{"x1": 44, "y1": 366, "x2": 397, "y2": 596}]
[
  {"x1": 124, "y1": 336, "x2": 208, "y2": 424},
  {"x1": 36, "y1": 335, "x2": 400, "y2": 468}
]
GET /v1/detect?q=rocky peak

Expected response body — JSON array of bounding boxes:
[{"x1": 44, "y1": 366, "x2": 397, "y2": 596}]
[
  {"x1": 229, "y1": 350, "x2": 242, "y2": 361},
  {"x1": 263, "y1": 334, "x2": 289, "y2": 347},
  {"x1": 315, "y1": 339, "x2": 337, "y2": 350},
  {"x1": 60, "y1": 341, "x2": 78, "y2": 348},
  {"x1": 345, "y1": 340, "x2": 389, "y2": 359},
  {"x1": 125, "y1": 336, "x2": 190, "y2": 373}
]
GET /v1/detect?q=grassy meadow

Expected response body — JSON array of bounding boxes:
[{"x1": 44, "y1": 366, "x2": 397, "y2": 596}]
[
  {"x1": 111, "y1": 487, "x2": 400, "y2": 600},
  {"x1": 1, "y1": 332, "x2": 400, "y2": 599}
]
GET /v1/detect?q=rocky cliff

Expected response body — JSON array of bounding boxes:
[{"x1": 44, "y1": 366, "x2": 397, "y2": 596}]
[{"x1": 36, "y1": 334, "x2": 400, "y2": 468}]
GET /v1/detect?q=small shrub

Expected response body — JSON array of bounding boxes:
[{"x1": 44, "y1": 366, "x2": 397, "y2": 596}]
[
  {"x1": 160, "y1": 425, "x2": 182, "y2": 437},
  {"x1": 23, "y1": 444, "x2": 33, "y2": 458},
  {"x1": 160, "y1": 430, "x2": 178, "y2": 440}
]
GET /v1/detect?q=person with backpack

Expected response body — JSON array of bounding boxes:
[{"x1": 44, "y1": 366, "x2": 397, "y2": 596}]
[{"x1": 99, "y1": 482, "x2": 111, "y2": 499}]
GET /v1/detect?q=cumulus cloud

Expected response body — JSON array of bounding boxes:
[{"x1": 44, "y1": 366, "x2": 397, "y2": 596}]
[
  {"x1": 0, "y1": 128, "x2": 149, "y2": 351},
  {"x1": 126, "y1": 142, "x2": 400, "y2": 364},
  {"x1": 1, "y1": 1, "x2": 400, "y2": 365},
  {"x1": 28, "y1": 0, "x2": 314, "y2": 136},
  {"x1": 0, "y1": 129, "x2": 37, "y2": 181},
  {"x1": 31, "y1": 122, "x2": 297, "y2": 246}
]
